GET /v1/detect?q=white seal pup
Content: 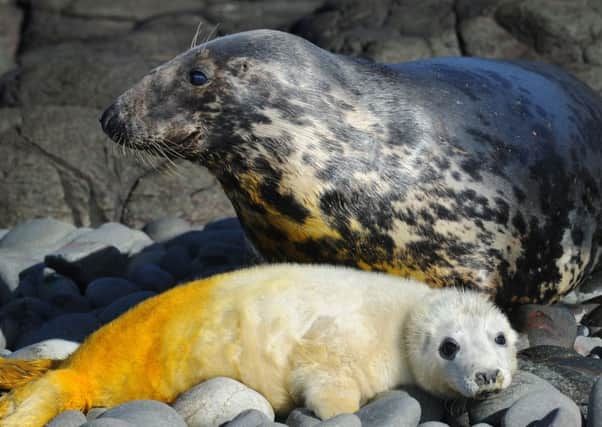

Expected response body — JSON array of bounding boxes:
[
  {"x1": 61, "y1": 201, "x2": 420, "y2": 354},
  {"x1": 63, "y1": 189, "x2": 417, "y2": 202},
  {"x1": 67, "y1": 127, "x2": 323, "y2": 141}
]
[{"x1": 0, "y1": 264, "x2": 517, "y2": 426}]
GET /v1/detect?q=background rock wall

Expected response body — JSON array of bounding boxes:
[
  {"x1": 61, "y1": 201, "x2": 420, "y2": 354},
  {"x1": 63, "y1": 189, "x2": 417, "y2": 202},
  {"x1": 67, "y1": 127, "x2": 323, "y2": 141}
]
[{"x1": 1, "y1": 0, "x2": 601, "y2": 229}]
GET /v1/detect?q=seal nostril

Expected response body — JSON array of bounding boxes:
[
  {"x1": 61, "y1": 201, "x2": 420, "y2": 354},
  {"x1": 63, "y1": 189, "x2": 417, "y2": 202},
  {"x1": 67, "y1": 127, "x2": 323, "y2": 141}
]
[
  {"x1": 100, "y1": 104, "x2": 118, "y2": 133},
  {"x1": 475, "y1": 369, "x2": 500, "y2": 386}
]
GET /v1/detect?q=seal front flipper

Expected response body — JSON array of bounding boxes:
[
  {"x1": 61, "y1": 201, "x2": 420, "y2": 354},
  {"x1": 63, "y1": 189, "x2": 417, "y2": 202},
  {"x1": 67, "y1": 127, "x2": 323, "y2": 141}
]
[{"x1": 0, "y1": 369, "x2": 90, "y2": 426}]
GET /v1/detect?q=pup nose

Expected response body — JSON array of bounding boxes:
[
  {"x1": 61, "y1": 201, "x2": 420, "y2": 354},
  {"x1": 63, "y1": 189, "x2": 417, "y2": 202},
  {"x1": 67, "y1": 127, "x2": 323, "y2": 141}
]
[{"x1": 475, "y1": 369, "x2": 500, "y2": 386}]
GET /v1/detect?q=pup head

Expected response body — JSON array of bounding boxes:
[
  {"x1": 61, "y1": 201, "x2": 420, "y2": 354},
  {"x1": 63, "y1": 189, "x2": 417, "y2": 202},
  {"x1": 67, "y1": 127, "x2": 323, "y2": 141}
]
[{"x1": 405, "y1": 289, "x2": 517, "y2": 399}]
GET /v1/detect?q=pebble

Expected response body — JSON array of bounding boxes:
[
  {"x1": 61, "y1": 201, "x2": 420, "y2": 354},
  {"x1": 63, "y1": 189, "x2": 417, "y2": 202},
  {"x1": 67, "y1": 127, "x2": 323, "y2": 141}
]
[
  {"x1": 126, "y1": 246, "x2": 166, "y2": 275},
  {"x1": 36, "y1": 271, "x2": 80, "y2": 302},
  {"x1": 576, "y1": 335, "x2": 602, "y2": 357},
  {"x1": 502, "y1": 389, "x2": 581, "y2": 426},
  {"x1": 98, "y1": 400, "x2": 186, "y2": 427},
  {"x1": 83, "y1": 418, "x2": 135, "y2": 426},
  {"x1": 589, "y1": 376, "x2": 602, "y2": 427},
  {"x1": 418, "y1": 423, "x2": 450, "y2": 427},
  {"x1": 45, "y1": 242, "x2": 127, "y2": 286},
  {"x1": 511, "y1": 304, "x2": 577, "y2": 349},
  {"x1": 159, "y1": 245, "x2": 193, "y2": 280},
  {"x1": 0, "y1": 249, "x2": 41, "y2": 302},
  {"x1": 87, "y1": 408, "x2": 109, "y2": 420},
  {"x1": 400, "y1": 385, "x2": 444, "y2": 423},
  {"x1": 0, "y1": 218, "x2": 76, "y2": 252},
  {"x1": 0, "y1": 297, "x2": 60, "y2": 349},
  {"x1": 47, "y1": 410, "x2": 87, "y2": 427},
  {"x1": 127, "y1": 264, "x2": 175, "y2": 293},
  {"x1": 172, "y1": 377, "x2": 275, "y2": 427},
  {"x1": 224, "y1": 409, "x2": 271, "y2": 427},
  {"x1": 97, "y1": 291, "x2": 156, "y2": 324},
  {"x1": 468, "y1": 370, "x2": 559, "y2": 425},
  {"x1": 8, "y1": 338, "x2": 79, "y2": 360},
  {"x1": 143, "y1": 217, "x2": 192, "y2": 243},
  {"x1": 69, "y1": 223, "x2": 153, "y2": 255},
  {"x1": 319, "y1": 414, "x2": 362, "y2": 427},
  {"x1": 584, "y1": 305, "x2": 602, "y2": 327},
  {"x1": 356, "y1": 390, "x2": 421, "y2": 427},
  {"x1": 85, "y1": 277, "x2": 141, "y2": 308},
  {"x1": 286, "y1": 408, "x2": 320, "y2": 427},
  {"x1": 16, "y1": 312, "x2": 100, "y2": 348}
]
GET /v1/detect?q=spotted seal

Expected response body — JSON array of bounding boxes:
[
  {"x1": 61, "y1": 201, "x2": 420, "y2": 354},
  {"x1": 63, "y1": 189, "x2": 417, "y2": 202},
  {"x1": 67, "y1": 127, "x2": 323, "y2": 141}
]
[
  {"x1": 0, "y1": 264, "x2": 517, "y2": 425},
  {"x1": 100, "y1": 29, "x2": 602, "y2": 306}
]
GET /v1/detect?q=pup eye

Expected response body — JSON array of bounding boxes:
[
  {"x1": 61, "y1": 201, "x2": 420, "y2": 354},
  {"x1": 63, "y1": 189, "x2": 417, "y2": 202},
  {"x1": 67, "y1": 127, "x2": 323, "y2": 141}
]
[
  {"x1": 189, "y1": 70, "x2": 208, "y2": 86},
  {"x1": 495, "y1": 333, "x2": 506, "y2": 346},
  {"x1": 439, "y1": 337, "x2": 460, "y2": 360}
]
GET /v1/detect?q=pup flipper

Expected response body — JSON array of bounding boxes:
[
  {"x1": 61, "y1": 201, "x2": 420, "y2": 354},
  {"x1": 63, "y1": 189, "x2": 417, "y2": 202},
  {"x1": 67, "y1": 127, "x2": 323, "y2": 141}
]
[{"x1": 0, "y1": 358, "x2": 58, "y2": 390}]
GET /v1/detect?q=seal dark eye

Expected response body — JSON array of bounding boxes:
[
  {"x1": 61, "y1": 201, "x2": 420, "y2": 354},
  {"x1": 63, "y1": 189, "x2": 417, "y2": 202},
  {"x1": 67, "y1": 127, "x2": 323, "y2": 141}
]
[
  {"x1": 189, "y1": 70, "x2": 208, "y2": 86},
  {"x1": 495, "y1": 333, "x2": 506, "y2": 346},
  {"x1": 439, "y1": 337, "x2": 460, "y2": 360}
]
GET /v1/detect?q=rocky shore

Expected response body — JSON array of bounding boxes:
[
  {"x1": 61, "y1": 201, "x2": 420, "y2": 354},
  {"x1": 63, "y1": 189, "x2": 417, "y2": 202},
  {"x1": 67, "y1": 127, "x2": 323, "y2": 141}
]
[{"x1": 0, "y1": 216, "x2": 601, "y2": 426}]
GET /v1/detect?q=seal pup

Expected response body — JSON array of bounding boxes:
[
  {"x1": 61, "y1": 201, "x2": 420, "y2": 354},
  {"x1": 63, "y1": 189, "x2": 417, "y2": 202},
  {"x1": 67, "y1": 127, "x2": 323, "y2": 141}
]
[
  {"x1": 100, "y1": 29, "x2": 602, "y2": 306},
  {"x1": 0, "y1": 264, "x2": 517, "y2": 426}
]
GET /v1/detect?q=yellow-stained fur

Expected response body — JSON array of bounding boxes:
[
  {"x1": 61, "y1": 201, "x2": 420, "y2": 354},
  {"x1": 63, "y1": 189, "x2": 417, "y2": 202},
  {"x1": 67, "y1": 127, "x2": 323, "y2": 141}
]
[{"x1": 0, "y1": 264, "x2": 517, "y2": 426}]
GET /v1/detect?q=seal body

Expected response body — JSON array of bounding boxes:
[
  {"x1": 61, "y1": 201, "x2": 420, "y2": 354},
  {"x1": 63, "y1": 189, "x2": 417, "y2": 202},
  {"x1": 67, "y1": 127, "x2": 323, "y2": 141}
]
[
  {"x1": 0, "y1": 264, "x2": 517, "y2": 426},
  {"x1": 101, "y1": 30, "x2": 602, "y2": 306}
]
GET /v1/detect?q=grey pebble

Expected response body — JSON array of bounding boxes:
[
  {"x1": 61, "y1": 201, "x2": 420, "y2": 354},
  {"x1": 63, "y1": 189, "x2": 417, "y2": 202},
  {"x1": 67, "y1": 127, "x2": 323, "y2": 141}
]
[
  {"x1": 127, "y1": 264, "x2": 175, "y2": 293},
  {"x1": 97, "y1": 291, "x2": 156, "y2": 324},
  {"x1": 8, "y1": 338, "x2": 78, "y2": 360},
  {"x1": 36, "y1": 272, "x2": 80, "y2": 302},
  {"x1": 285, "y1": 408, "x2": 320, "y2": 427},
  {"x1": 67, "y1": 223, "x2": 153, "y2": 255},
  {"x1": 468, "y1": 370, "x2": 559, "y2": 425},
  {"x1": 471, "y1": 424, "x2": 493, "y2": 427},
  {"x1": 99, "y1": 400, "x2": 186, "y2": 427},
  {"x1": 588, "y1": 376, "x2": 602, "y2": 427},
  {"x1": 400, "y1": 385, "x2": 444, "y2": 422},
  {"x1": 126, "y1": 247, "x2": 166, "y2": 276},
  {"x1": 0, "y1": 248, "x2": 41, "y2": 302},
  {"x1": 83, "y1": 418, "x2": 134, "y2": 426},
  {"x1": 85, "y1": 277, "x2": 140, "y2": 308},
  {"x1": 172, "y1": 377, "x2": 274, "y2": 427},
  {"x1": 143, "y1": 217, "x2": 192, "y2": 243},
  {"x1": 87, "y1": 407, "x2": 108, "y2": 420},
  {"x1": 16, "y1": 312, "x2": 100, "y2": 348},
  {"x1": 0, "y1": 229, "x2": 8, "y2": 240},
  {"x1": 502, "y1": 389, "x2": 581, "y2": 426},
  {"x1": 418, "y1": 422, "x2": 449, "y2": 427},
  {"x1": 0, "y1": 297, "x2": 60, "y2": 349},
  {"x1": 356, "y1": 390, "x2": 421, "y2": 427},
  {"x1": 318, "y1": 413, "x2": 361, "y2": 427},
  {"x1": 47, "y1": 410, "x2": 87, "y2": 427},
  {"x1": 511, "y1": 304, "x2": 577, "y2": 349},
  {"x1": 224, "y1": 409, "x2": 271, "y2": 426},
  {"x1": 0, "y1": 218, "x2": 76, "y2": 252},
  {"x1": 203, "y1": 217, "x2": 240, "y2": 231}
]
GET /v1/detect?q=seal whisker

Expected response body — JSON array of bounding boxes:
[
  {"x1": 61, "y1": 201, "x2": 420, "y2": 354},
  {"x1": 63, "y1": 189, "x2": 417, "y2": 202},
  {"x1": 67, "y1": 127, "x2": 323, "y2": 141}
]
[{"x1": 190, "y1": 19, "x2": 204, "y2": 49}]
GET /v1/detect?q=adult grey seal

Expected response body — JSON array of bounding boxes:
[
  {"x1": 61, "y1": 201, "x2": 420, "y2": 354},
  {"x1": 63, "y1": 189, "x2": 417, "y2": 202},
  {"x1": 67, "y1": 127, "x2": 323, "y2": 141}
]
[{"x1": 100, "y1": 29, "x2": 602, "y2": 306}]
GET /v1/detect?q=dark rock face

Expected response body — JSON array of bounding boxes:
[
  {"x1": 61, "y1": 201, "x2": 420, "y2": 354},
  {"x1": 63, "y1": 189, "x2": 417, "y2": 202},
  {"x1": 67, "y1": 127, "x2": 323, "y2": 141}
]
[{"x1": 1, "y1": 0, "x2": 602, "y2": 227}]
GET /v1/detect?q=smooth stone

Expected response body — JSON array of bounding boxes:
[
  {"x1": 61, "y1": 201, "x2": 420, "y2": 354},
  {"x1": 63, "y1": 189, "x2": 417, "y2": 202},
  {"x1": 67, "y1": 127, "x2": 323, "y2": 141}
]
[
  {"x1": 224, "y1": 409, "x2": 271, "y2": 426},
  {"x1": 468, "y1": 370, "x2": 558, "y2": 425},
  {"x1": 0, "y1": 218, "x2": 76, "y2": 251},
  {"x1": 584, "y1": 305, "x2": 602, "y2": 327},
  {"x1": 172, "y1": 377, "x2": 274, "y2": 427},
  {"x1": 68, "y1": 223, "x2": 153, "y2": 255},
  {"x1": 0, "y1": 229, "x2": 7, "y2": 239},
  {"x1": 588, "y1": 376, "x2": 602, "y2": 427},
  {"x1": 85, "y1": 277, "x2": 140, "y2": 308},
  {"x1": 49, "y1": 292, "x2": 92, "y2": 313},
  {"x1": 502, "y1": 389, "x2": 581, "y2": 427},
  {"x1": 83, "y1": 418, "x2": 134, "y2": 426},
  {"x1": 318, "y1": 413, "x2": 361, "y2": 427},
  {"x1": 418, "y1": 423, "x2": 450, "y2": 427},
  {"x1": 126, "y1": 246, "x2": 166, "y2": 276},
  {"x1": 8, "y1": 338, "x2": 78, "y2": 360},
  {"x1": 518, "y1": 346, "x2": 602, "y2": 416},
  {"x1": 575, "y1": 336, "x2": 602, "y2": 356},
  {"x1": 47, "y1": 410, "x2": 87, "y2": 427},
  {"x1": 36, "y1": 272, "x2": 80, "y2": 302},
  {"x1": 16, "y1": 312, "x2": 100, "y2": 348},
  {"x1": 285, "y1": 408, "x2": 320, "y2": 427},
  {"x1": 0, "y1": 248, "x2": 41, "y2": 302},
  {"x1": 97, "y1": 291, "x2": 156, "y2": 324},
  {"x1": 127, "y1": 264, "x2": 175, "y2": 293},
  {"x1": 471, "y1": 424, "x2": 493, "y2": 427},
  {"x1": 400, "y1": 385, "x2": 444, "y2": 422},
  {"x1": 203, "y1": 217, "x2": 240, "y2": 231},
  {"x1": 511, "y1": 304, "x2": 577, "y2": 349},
  {"x1": 356, "y1": 390, "x2": 421, "y2": 427},
  {"x1": 87, "y1": 408, "x2": 108, "y2": 420},
  {"x1": 45, "y1": 242, "x2": 127, "y2": 287},
  {"x1": 143, "y1": 217, "x2": 192, "y2": 242},
  {"x1": 99, "y1": 400, "x2": 186, "y2": 427},
  {"x1": 0, "y1": 297, "x2": 60, "y2": 349},
  {"x1": 158, "y1": 245, "x2": 192, "y2": 280}
]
